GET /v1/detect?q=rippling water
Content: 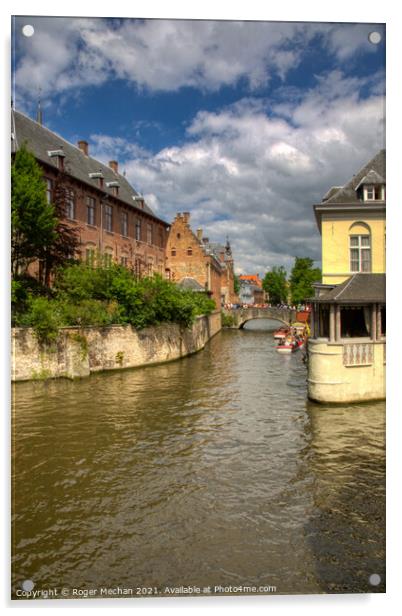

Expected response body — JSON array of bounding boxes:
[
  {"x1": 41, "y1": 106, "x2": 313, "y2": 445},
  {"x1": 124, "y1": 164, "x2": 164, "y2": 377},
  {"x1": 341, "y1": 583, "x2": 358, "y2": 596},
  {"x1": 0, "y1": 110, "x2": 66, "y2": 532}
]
[{"x1": 12, "y1": 320, "x2": 385, "y2": 596}]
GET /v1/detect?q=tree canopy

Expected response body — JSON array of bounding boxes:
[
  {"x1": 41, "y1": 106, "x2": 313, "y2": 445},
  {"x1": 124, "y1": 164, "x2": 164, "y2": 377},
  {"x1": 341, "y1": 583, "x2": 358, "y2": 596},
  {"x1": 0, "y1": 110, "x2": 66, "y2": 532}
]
[
  {"x1": 262, "y1": 266, "x2": 288, "y2": 305},
  {"x1": 289, "y1": 257, "x2": 321, "y2": 304},
  {"x1": 11, "y1": 144, "x2": 57, "y2": 277}
]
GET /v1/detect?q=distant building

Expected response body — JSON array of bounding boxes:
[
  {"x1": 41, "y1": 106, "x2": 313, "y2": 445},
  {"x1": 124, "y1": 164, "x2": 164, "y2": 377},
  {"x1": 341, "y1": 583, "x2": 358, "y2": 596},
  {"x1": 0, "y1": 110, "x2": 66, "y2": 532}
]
[
  {"x1": 238, "y1": 275, "x2": 266, "y2": 305},
  {"x1": 11, "y1": 109, "x2": 169, "y2": 278},
  {"x1": 308, "y1": 150, "x2": 386, "y2": 403},
  {"x1": 165, "y1": 213, "x2": 237, "y2": 308}
]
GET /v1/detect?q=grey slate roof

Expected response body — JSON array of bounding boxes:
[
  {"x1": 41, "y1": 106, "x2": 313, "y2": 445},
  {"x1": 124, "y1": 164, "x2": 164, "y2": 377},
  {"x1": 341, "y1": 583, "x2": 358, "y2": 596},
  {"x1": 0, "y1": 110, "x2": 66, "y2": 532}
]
[
  {"x1": 321, "y1": 149, "x2": 386, "y2": 205},
  {"x1": 12, "y1": 110, "x2": 166, "y2": 223},
  {"x1": 355, "y1": 169, "x2": 385, "y2": 189},
  {"x1": 314, "y1": 273, "x2": 385, "y2": 303},
  {"x1": 177, "y1": 277, "x2": 205, "y2": 292}
]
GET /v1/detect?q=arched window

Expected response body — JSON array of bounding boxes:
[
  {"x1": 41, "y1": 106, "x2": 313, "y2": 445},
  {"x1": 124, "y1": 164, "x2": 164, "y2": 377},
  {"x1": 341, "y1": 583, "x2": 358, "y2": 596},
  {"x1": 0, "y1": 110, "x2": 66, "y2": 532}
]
[
  {"x1": 349, "y1": 222, "x2": 371, "y2": 272},
  {"x1": 187, "y1": 247, "x2": 193, "y2": 256}
]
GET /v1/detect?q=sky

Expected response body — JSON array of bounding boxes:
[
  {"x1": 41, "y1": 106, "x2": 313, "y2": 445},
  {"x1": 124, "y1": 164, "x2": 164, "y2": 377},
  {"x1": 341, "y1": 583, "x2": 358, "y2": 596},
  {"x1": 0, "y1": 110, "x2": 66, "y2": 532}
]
[{"x1": 11, "y1": 16, "x2": 386, "y2": 275}]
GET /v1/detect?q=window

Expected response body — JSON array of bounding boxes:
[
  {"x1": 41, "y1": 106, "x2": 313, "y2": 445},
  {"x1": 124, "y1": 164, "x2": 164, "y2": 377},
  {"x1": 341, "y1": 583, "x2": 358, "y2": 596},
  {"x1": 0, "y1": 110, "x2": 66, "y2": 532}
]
[
  {"x1": 105, "y1": 205, "x2": 113, "y2": 232},
  {"x1": 147, "y1": 258, "x2": 153, "y2": 276},
  {"x1": 86, "y1": 196, "x2": 96, "y2": 225},
  {"x1": 45, "y1": 178, "x2": 53, "y2": 204},
  {"x1": 120, "y1": 256, "x2": 128, "y2": 267},
  {"x1": 350, "y1": 235, "x2": 371, "y2": 272},
  {"x1": 65, "y1": 190, "x2": 75, "y2": 219},
  {"x1": 171, "y1": 247, "x2": 176, "y2": 257},
  {"x1": 187, "y1": 247, "x2": 193, "y2": 256},
  {"x1": 121, "y1": 212, "x2": 128, "y2": 237},
  {"x1": 147, "y1": 223, "x2": 153, "y2": 245},
  {"x1": 135, "y1": 219, "x2": 142, "y2": 241},
  {"x1": 104, "y1": 252, "x2": 113, "y2": 268},
  {"x1": 364, "y1": 185, "x2": 384, "y2": 201},
  {"x1": 134, "y1": 258, "x2": 141, "y2": 279},
  {"x1": 86, "y1": 247, "x2": 95, "y2": 267},
  {"x1": 177, "y1": 232, "x2": 181, "y2": 239}
]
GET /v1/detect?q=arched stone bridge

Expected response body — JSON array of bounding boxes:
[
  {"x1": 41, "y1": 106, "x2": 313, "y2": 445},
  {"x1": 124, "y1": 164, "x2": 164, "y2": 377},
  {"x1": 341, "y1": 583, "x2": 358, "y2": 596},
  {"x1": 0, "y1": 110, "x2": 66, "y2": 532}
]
[{"x1": 224, "y1": 306, "x2": 296, "y2": 329}]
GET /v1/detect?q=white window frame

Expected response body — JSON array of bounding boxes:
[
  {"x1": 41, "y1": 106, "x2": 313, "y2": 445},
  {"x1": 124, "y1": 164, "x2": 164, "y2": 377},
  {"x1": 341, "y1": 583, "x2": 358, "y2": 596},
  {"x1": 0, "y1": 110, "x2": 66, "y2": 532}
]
[{"x1": 350, "y1": 234, "x2": 371, "y2": 272}]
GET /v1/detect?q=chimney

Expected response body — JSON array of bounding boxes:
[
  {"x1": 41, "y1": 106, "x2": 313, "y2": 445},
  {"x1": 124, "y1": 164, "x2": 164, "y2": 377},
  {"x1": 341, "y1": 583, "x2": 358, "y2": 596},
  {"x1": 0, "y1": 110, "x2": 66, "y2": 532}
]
[
  {"x1": 78, "y1": 140, "x2": 89, "y2": 156},
  {"x1": 109, "y1": 160, "x2": 118, "y2": 174},
  {"x1": 196, "y1": 228, "x2": 203, "y2": 241}
]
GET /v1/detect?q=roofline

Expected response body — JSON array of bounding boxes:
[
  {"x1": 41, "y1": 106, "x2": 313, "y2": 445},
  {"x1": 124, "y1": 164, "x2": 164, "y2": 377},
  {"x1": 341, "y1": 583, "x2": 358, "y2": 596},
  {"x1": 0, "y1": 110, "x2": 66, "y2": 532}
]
[
  {"x1": 13, "y1": 109, "x2": 170, "y2": 227},
  {"x1": 313, "y1": 202, "x2": 386, "y2": 232},
  {"x1": 36, "y1": 158, "x2": 170, "y2": 228}
]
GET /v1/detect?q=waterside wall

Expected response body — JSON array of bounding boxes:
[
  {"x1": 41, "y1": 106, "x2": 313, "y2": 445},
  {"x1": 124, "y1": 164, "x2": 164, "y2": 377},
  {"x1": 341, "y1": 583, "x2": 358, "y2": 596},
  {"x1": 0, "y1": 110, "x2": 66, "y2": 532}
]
[
  {"x1": 307, "y1": 337, "x2": 386, "y2": 403},
  {"x1": 11, "y1": 311, "x2": 222, "y2": 382}
]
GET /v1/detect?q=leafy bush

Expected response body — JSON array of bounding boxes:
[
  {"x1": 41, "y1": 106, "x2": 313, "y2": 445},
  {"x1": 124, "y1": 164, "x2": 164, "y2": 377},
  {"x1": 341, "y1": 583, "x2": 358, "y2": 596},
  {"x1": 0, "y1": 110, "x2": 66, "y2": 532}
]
[
  {"x1": 13, "y1": 262, "x2": 216, "y2": 335},
  {"x1": 16, "y1": 296, "x2": 63, "y2": 345},
  {"x1": 221, "y1": 311, "x2": 235, "y2": 327}
]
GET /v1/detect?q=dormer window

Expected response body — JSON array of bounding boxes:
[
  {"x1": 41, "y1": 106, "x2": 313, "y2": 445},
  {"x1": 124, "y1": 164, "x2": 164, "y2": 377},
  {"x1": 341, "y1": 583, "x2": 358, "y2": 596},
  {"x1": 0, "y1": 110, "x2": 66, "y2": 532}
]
[
  {"x1": 106, "y1": 180, "x2": 119, "y2": 197},
  {"x1": 364, "y1": 185, "x2": 384, "y2": 201},
  {"x1": 47, "y1": 149, "x2": 65, "y2": 170},
  {"x1": 89, "y1": 171, "x2": 104, "y2": 188},
  {"x1": 356, "y1": 169, "x2": 385, "y2": 202}
]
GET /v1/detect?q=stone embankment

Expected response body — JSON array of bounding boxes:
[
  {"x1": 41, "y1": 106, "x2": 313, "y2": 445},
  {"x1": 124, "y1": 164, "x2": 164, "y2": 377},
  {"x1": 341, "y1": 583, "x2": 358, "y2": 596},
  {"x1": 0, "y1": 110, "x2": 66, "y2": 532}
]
[{"x1": 11, "y1": 311, "x2": 222, "y2": 381}]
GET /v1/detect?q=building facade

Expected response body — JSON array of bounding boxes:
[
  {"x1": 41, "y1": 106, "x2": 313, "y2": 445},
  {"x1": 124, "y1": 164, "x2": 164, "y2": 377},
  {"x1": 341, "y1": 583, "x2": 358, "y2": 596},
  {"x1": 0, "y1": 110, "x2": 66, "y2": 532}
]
[
  {"x1": 314, "y1": 149, "x2": 386, "y2": 285},
  {"x1": 308, "y1": 150, "x2": 386, "y2": 403},
  {"x1": 165, "y1": 213, "x2": 222, "y2": 307},
  {"x1": 238, "y1": 275, "x2": 266, "y2": 305},
  {"x1": 165, "y1": 213, "x2": 237, "y2": 308},
  {"x1": 12, "y1": 110, "x2": 169, "y2": 277}
]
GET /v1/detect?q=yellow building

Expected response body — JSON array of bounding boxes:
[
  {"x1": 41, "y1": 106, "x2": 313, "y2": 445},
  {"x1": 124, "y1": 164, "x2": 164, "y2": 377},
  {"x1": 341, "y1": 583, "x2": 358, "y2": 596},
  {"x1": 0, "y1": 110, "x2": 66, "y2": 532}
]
[
  {"x1": 314, "y1": 149, "x2": 385, "y2": 284},
  {"x1": 308, "y1": 150, "x2": 386, "y2": 403}
]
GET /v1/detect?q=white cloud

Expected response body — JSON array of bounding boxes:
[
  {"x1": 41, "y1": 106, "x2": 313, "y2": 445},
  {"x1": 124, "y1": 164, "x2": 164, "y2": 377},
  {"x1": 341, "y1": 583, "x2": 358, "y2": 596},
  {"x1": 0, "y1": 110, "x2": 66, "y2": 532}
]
[
  {"x1": 88, "y1": 71, "x2": 384, "y2": 273},
  {"x1": 14, "y1": 17, "x2": 381, "y2": 104}
]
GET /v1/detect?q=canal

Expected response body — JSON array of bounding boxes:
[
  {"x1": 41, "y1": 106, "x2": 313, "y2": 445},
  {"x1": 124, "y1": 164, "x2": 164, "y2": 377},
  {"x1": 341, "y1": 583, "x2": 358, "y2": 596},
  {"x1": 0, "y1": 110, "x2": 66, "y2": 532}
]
[{"x1": 12, "y1": 319, "x2": 385, "y2": 597}]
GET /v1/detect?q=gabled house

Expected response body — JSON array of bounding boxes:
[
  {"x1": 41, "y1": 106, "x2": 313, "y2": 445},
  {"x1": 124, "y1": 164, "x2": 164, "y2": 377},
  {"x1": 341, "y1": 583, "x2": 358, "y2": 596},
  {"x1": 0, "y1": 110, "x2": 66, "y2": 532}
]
[{"x1": 308, "y1": 150, "x2": 386, "y2": 403}]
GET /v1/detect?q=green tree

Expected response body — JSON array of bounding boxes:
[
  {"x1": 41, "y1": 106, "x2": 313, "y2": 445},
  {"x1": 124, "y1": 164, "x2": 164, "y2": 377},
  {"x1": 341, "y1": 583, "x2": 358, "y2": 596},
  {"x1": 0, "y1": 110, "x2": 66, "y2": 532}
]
[
  {"x1": 11, "y1": 144, "x2": 57, "y2": 277},
  {"x1": 233, "y1": 274, "x2": 240, "y2": 295},
  {"x1": 40, "y1": 164, "x2": 80, "y2": 286},
  {"x1": 289, "y1": 257, "x2": 321, "y2": 304},
  {"x1": 262, "y1": 266, "x2": 288, "y2": 305}
]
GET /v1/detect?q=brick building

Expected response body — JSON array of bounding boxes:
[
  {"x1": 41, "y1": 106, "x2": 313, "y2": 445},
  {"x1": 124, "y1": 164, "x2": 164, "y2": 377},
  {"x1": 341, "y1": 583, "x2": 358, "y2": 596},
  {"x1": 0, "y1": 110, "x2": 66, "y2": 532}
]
[
  {"x1": 12, "y1": 110, "x2": 169, "y2": 277},
  {"x1": 165, "y1": 212, "x2": 237, "y2": 308}
]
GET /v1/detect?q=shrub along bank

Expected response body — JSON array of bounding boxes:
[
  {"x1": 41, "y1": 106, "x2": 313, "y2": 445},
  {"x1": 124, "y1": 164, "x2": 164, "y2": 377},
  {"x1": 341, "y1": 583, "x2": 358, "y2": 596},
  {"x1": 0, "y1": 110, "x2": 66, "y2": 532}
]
[{"x1": 12, "y1": 263, "x2": 216, "y2": 344}]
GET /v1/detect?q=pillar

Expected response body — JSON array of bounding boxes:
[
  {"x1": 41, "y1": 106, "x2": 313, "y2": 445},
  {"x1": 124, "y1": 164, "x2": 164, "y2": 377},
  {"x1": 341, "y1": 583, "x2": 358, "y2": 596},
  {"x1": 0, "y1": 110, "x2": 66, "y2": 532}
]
[
  {"x1": 371, "y1": 303, "x2": 377, "y2": 341},
  {"x1": 335, "y1": 305, "x2": 341, "y2": 341},
  {"x1": 329, "y1": 304, "x2": 336, "y2": 342},
  {"x1": 376, "y1": 304, "x2": 382, "y2": 339},
  {"x1": 310, "y1": 304, "x2": 315, "y2": 338}
]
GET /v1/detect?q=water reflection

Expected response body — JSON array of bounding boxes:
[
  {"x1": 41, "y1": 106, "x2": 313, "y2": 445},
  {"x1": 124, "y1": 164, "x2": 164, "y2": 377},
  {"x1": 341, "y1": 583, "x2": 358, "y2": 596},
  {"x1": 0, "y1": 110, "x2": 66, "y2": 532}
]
[{"x1": 12, "y1": 322, "x2": 385, "y2": 596}]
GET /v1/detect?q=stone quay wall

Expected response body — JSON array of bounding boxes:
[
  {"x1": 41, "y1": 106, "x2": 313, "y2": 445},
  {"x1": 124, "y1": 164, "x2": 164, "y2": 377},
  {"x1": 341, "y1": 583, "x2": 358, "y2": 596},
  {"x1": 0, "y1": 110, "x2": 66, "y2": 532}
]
[{"x1": 11, "y1": 311, "x2": 222, "y2": 382}]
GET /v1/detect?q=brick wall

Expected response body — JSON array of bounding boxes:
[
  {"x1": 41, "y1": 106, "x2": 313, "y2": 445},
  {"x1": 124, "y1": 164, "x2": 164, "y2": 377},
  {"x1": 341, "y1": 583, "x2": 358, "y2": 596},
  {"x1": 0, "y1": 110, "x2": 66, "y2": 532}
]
[
  {"x1": 36, "y1": 162, "x2": 168, "y2": 277},
  {"x1": 166, "y1": 213, "x2": 223, "y2": 307}
]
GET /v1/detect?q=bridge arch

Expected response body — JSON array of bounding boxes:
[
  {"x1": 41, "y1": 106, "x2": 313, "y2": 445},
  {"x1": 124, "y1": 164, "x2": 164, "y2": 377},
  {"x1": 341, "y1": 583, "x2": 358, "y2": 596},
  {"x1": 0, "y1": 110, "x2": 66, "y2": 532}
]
[{"x1": 224, "y1": 307, "x2": 296, "y2": 329}]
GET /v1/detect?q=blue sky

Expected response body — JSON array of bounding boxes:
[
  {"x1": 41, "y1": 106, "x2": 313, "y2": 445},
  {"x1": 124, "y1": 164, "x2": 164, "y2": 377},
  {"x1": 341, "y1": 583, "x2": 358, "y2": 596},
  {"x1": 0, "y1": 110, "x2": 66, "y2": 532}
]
[{"x1": 12, "y1": 17, "x2": 385, "y2": 274}]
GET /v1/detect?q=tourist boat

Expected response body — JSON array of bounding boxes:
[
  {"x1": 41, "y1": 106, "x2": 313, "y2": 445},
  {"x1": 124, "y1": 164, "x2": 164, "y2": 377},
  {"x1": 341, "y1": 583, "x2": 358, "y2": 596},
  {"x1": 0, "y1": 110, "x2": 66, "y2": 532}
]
[
  {"x1": 273, "y1": 326, "x2": 289, "y2": 341},
  {"x1": 276, "y1": 336, "x2": 299, "y2": 353}
]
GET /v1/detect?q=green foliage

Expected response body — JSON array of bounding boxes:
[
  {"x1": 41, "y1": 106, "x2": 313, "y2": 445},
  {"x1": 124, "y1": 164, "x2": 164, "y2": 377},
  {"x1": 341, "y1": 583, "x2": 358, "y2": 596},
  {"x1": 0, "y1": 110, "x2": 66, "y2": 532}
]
[
  {"x1": 233, "y1": 274, "x2": 240, "y2": 295},
  {"x1": 289, "y1": 257, "x2": 321, "y2": 304},
  {"x1": 221, "y1": 311, "x2": 235, "y2": 327},
  {"x1": 14, "y1": 262, "x2": 216, "y2": 336},
  {"x1": 262, "y1": 266, "x2": 288, "y2": 305},
  {"x1": 17, "y1": 296, "x2": 62, "y2": 345},
  {"x1": 11, "y1": 144, "x2": 57, "y2": 276}
]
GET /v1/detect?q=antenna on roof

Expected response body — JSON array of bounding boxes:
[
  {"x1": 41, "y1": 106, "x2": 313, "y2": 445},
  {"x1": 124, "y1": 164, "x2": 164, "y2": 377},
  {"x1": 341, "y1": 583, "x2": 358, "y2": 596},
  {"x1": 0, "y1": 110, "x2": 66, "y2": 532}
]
[{"x1": 36, "y1": 87, "x2": 43, "y2": 125}]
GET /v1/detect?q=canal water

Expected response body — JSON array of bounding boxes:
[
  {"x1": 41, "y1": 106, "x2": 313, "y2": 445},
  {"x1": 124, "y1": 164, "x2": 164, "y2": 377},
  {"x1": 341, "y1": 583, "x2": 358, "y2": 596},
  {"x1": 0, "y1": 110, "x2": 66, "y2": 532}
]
[{"x1": 12, "y1": 320, "x2": 385, "y2": 597}]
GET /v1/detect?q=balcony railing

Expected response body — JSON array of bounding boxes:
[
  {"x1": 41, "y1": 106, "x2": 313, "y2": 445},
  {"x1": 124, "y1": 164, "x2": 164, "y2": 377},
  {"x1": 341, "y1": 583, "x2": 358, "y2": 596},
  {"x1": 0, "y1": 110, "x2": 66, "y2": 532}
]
[{"x1": 342, "y1": 343, "x2": 373, "y2": 366}]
